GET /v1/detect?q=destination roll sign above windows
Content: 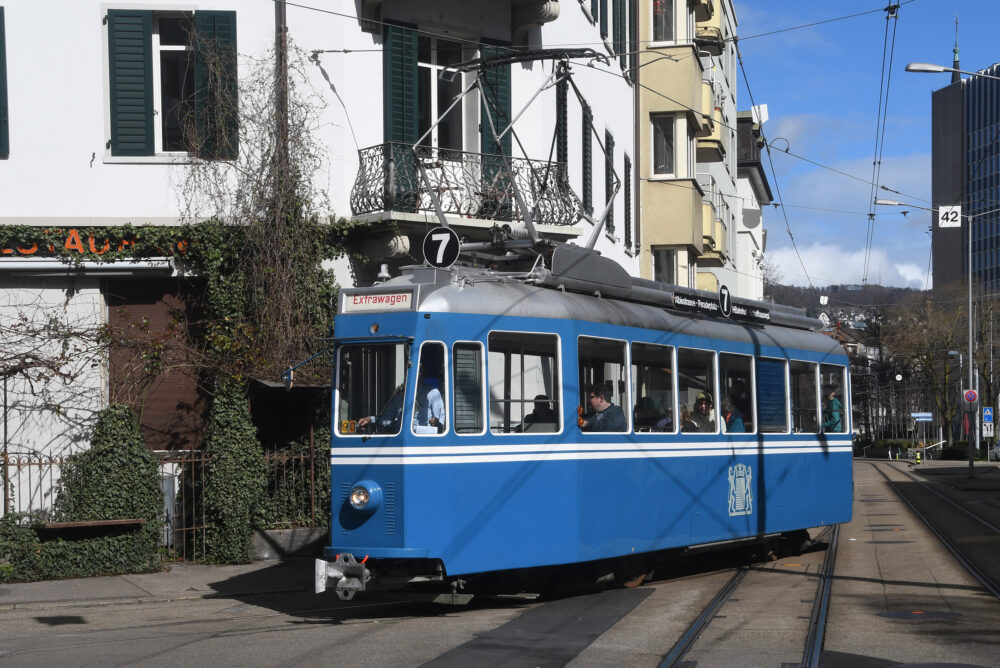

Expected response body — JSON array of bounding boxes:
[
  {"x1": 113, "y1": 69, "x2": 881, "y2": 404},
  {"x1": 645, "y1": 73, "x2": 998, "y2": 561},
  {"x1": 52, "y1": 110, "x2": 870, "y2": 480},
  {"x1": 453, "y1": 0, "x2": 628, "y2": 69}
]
[{"x1": 672, "y1": 290, "x2": 771, "y2": 324}]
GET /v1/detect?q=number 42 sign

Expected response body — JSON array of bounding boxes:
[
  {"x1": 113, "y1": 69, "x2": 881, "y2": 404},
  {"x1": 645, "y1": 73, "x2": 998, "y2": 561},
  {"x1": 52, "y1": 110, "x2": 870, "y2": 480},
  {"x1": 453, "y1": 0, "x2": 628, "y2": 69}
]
[{"x1": 938, "y1": 205, "x2": 961, "y2": 229}]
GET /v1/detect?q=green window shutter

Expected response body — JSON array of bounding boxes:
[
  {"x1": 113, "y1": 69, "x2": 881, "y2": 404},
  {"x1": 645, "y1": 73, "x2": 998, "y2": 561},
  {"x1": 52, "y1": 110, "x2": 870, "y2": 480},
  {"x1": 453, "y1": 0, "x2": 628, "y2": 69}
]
[
  {"x1": 614, "y1": 0, "x2": 625, "y2": 69},
  {"x1": 600, "y1": 0, "x2": 608, "y2": 39},
  {"x1": 108, "y1": 10, "x2": 153, "y2": 156},
  {"x1": 624, "y1": 154, "x2": 632, "y2": 248},
  {"x1": 480, "y1": 43, "x2": 512, "y2": 221},
  {"x1": 194, "y1": 11, "x2": 238, "y2": 160},
  {"x1": 0, "y1": 7, "x2": 8, "y2": 157},
  {"x1": 605, "y1": 130, "x2": 614, "y2": 233},
  {"x1": 383, "y1": 23, "x2": 418, "y2": 212},
  {"x1": 556, "y1": 77, "x2": 567, "y2": 167},
  {"x1": 629, "y1": 0, "x2": 638, "y2": 82},
  {"x1": 480, "y1": 44, "x2": 511, "y2": 158},
  {"x1": 383, "y1": 23, "x2": 417, "y2": 144},
  {"x1": 583, "y1": 102, "x2": 593, "y2": 215}
]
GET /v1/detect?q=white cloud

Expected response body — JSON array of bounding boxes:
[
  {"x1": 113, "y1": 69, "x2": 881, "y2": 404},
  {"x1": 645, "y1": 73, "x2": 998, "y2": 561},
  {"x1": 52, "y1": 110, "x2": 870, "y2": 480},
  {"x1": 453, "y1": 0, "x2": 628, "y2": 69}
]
[{"x1": 768, "y1": 242, "x2": 930, "y2": 289}]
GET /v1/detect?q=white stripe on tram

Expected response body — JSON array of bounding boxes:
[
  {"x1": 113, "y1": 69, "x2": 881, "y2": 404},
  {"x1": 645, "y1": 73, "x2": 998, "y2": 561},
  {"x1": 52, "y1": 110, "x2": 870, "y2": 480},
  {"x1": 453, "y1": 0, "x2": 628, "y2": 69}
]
[{"x1": 328, "y1": 443, "x2": 853, "y2": 465}]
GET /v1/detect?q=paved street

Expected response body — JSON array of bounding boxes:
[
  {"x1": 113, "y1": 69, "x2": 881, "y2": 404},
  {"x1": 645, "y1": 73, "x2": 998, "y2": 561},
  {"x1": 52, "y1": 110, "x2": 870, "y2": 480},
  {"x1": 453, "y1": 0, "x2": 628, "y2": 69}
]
[{"x1": 2, "y1": 460, "x2": 999, "y2": 667}]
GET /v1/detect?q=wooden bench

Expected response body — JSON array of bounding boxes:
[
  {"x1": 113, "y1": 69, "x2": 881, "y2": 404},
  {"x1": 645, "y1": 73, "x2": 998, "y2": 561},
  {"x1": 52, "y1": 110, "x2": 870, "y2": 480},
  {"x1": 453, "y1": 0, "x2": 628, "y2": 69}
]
[{"x1": 37, "y1": 519, "x2": 147, "y2": 540}]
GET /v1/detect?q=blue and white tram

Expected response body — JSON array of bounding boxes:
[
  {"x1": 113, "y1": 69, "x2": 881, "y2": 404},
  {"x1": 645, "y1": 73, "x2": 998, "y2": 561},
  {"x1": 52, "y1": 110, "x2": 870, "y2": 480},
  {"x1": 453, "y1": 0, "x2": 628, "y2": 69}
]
[{"x1": 315, "y1": 247, "x2": 852, "y2": 599}]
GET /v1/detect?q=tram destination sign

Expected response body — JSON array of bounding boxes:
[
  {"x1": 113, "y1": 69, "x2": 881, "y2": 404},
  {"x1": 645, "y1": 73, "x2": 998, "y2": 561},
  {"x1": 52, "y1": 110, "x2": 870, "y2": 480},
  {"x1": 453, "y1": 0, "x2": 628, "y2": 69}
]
[
  {"x1": 672, "y1": 290, "x2": 771, "y2": 324},
  {"x1": 342, "y1": 290, "x2": 414, "y2": 313}
]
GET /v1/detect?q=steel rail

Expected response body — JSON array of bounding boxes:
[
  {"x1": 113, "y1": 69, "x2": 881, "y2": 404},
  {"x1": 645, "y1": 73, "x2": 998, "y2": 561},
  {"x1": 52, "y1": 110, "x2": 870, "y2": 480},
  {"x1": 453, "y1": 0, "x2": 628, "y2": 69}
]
[
  {"x1": 887, "y1": 462, "x2": 1000, "y2": 535},
  {"x1": 872, "y1": 462, "x2": 1000, "y2": 600},
  {"x1": 658, "y1": 568, "x2": 747, "y2": 668},
  {"x1": 802, "y1": 524, "x2": 839, "y2": 668}
]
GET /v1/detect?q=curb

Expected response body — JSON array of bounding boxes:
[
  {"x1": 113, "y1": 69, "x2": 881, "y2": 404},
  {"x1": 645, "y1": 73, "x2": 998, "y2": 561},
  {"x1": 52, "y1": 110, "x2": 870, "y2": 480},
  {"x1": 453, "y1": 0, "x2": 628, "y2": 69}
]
[{"x1": 1, "y1": 584, "x2": 311, "y2": 613}]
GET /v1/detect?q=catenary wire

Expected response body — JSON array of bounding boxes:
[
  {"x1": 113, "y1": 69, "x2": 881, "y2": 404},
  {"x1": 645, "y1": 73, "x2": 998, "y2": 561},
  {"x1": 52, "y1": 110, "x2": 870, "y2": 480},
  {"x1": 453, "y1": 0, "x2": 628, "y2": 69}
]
[{"x1": 283, "y1": 0, "x2": 931, "y2": 207}]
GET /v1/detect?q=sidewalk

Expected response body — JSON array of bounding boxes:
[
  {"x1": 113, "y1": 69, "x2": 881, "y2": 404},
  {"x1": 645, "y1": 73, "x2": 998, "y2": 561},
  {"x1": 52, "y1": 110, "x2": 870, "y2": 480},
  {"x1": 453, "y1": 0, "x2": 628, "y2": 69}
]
[{"x1": 0, "y1": 557, "x2": 313, "y2": 612}]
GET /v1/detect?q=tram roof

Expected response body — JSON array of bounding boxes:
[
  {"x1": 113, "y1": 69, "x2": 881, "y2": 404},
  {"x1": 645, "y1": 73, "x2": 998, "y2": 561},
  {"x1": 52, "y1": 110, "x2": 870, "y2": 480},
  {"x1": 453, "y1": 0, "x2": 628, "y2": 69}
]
[{"x1": 341, "y1": 265, "x2": 843, "y2": 358}]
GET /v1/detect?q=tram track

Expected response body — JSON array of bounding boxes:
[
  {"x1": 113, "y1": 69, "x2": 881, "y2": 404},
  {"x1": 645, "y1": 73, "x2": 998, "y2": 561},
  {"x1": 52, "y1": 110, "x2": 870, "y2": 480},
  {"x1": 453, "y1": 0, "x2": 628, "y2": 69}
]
[
  {"x1": 658, "y1": 526, "x2": 839, "y2": 668},
  {"x1": 871, "y1": 461, "x2": 1000, "y2": 600}
]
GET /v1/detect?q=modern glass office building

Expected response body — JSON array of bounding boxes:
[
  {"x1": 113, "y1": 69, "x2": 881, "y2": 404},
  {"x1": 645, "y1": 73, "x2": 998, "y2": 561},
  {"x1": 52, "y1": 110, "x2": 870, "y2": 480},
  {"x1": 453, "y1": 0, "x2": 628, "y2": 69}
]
[{"x1": 932, "y1": 63, "x2": 1000, "y2": 292}]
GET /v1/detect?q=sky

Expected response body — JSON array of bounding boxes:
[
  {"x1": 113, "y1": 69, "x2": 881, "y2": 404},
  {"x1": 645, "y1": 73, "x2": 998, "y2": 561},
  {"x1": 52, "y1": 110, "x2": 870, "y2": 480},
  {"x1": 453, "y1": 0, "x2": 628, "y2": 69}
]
[{"x1": 734, "y1": 0, "x2": 1000, "y2": 289}]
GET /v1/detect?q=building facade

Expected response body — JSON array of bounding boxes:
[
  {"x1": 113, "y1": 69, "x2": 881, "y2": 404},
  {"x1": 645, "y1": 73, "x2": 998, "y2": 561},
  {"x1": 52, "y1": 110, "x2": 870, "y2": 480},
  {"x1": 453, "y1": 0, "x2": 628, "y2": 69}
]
[
  {"x1": 0, "y1": 1, "x2": 637, "y2": 479},
  {"x1": 931, "y1": 62, "x2": 1000, "y2": 293},
  {"x1": 632, "y1": 0, "x2": 766, "y2": 298}
]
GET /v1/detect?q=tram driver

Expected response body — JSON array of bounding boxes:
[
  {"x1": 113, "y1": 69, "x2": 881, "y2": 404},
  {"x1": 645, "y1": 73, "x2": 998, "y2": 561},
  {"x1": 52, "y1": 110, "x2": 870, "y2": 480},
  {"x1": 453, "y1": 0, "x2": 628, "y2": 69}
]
[
  {"x1": 579, "y1": 382, "x2": 627, "y2": 432},
  {"x1": 357, "y1": 384, "x2": 404, "y2": 433}
]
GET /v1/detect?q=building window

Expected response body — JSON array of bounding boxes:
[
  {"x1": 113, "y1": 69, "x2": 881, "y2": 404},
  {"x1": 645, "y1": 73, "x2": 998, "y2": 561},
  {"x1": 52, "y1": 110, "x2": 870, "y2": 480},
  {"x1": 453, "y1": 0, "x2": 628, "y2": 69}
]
[
  {"x1": 652, "y1": 248, "x2": 676, "y2": 283},
  {"x1": 156, "y1": 16, "x2": 194, "y2": 152},
  {"x1": 107, "y1": 9, "x2": 237, "y2": 158},
  {"x1": 652, "y1": 0, "x2": 674, "y2": 42},
  {"x1": 651, "y1": 114, "x2": 674, "y2": 176},
  {"x1": 418, "y1": 36, "x2": 464, "y2": 155}
]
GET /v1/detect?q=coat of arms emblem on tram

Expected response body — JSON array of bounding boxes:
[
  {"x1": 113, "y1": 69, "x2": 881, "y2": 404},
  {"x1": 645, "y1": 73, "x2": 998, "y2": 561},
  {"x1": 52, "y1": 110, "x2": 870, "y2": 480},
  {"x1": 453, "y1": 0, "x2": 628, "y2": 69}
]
[{"x1": 728, "y1": 464, "x2": 753, "y2": 517}]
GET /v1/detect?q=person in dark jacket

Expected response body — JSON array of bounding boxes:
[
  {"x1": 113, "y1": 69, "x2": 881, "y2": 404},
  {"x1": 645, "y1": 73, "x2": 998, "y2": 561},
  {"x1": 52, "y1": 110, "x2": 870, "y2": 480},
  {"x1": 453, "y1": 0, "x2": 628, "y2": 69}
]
[{"x1": 579, "y1": 382, "x2": 626, "y2": 432}]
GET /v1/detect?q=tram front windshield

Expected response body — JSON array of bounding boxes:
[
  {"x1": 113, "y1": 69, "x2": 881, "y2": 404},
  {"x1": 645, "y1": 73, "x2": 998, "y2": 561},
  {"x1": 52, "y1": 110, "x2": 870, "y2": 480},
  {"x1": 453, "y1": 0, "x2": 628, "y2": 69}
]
[{"x1": 337, "y1": 343, "x2": 408, "y2": 435}]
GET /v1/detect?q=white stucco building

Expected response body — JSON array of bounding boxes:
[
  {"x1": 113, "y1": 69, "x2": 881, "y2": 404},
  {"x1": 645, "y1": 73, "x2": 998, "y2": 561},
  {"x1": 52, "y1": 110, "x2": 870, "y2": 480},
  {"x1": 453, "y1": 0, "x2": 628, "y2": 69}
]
[{"x1": 0, "y1": 1, "x2": 637, "y2": 489}]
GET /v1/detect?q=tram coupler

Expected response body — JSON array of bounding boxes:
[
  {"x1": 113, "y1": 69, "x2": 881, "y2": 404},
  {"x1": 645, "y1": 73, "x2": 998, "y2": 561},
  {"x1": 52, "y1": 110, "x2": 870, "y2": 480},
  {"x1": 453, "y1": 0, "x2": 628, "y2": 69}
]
[{"x1": 315, "y1": 553, "x2": 371, "y2": 600}]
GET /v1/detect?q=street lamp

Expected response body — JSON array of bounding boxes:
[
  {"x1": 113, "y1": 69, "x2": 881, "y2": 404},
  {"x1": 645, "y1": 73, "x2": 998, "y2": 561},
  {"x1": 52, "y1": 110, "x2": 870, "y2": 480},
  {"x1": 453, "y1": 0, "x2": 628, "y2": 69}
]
[
  {"x1": 903, "y1": 60, "x2": 994, "y2": 474},
  {"x1": 876, "y1": 194, "x2": 977, "y2": 471}
]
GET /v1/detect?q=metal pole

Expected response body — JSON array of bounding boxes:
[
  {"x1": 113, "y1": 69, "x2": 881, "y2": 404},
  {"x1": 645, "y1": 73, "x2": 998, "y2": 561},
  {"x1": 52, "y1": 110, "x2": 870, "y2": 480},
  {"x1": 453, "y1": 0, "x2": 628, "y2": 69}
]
[
  {"x1": 3, "y1": 372, "x2": 8, "y2": 516},
  {"x1": 969, "y1": 210, "x2": 977, "y2": 475}
]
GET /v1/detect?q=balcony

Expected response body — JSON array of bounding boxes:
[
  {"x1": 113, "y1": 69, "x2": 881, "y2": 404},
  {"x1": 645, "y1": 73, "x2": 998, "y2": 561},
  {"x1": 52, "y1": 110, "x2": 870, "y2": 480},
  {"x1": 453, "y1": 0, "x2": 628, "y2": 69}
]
[
  {"x1": 350, "y1": 143, "x2": 582, "y2": 229},
  {"x1": 691, "y1": 0, "x2": 714, "y2": 22},
  {"x1": 696, "y1": 108, "x2": 725, "y2": 162}
]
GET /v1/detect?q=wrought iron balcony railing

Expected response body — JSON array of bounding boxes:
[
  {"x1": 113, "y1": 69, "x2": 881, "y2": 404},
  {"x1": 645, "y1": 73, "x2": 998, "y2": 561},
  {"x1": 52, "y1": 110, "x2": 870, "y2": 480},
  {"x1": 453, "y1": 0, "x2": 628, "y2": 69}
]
[{"x1": 350, "y1": 143, "x2": 582, "y2": 227}]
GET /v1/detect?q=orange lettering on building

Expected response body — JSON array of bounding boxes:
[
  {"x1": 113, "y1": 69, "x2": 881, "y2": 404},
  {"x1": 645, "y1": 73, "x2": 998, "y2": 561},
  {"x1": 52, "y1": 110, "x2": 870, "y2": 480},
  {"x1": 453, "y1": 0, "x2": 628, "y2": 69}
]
[
  {"x1": 118, "y1": 239, "x2": 135, "y2": 251},
  {"x1": 17, "y1": 243, "x2": 38, "y2": 255},
  {"x1": 88, "y1": 236, "x2": 110, "y2": 254},
  {"x1": 64, "y1": 229, "x2": 85, "y2": 253}
]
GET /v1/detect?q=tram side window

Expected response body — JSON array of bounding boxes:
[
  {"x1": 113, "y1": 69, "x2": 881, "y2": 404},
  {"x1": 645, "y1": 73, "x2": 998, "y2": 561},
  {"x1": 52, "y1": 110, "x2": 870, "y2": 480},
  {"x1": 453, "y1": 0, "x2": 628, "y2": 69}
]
[
  {"x1": 677, "y1": 348, "x2": 717, "y2": 433},
  {"x1": 820, "y1": 364, "x2": 847, "y2": 433},
  {"x1": 790, "y1": 361, "x2": 819, "y2": 433},
  {"x1": 338, "y1": 343, "x2": 408, "y2": 436},
  {"x1": 412, "y1": 342, "x2": 448, "y2": 435},
  {"x1": 488, "y1": 333, "x2": 560, "y2": 434},
  {"x1": 453, "y1": 342, "x2": 484, "y2": 434},
  {"x1": 756, "y1": 358, "x2": 789, "y2": 433},
  {"x1": 631, "y1": 343, "x2": 675, "y2": 432},
  {"x1": 719, "y1": 353, "x2": 753, "y2": 433},
  {"x1": 578, "y1": 337, "x2": 628, "y2": 432}
]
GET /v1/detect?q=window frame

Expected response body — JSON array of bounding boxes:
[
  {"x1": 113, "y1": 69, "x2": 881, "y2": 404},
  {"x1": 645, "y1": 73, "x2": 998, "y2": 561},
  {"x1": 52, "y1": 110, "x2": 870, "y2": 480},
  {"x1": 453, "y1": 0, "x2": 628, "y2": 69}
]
[
  {"x1": 487, "y1": 330, "x2": 563, "y2": 436},
  {"x1": 578, "y1": 334, "x2": 630, "y2": 434},
  {"x1": 452, "y1": 340, "x2": 487, "y2": 436},
  {"x1": 755, "y1": 357, "x2": 790, "y2": 434},
  {"x1": 719, "y1": 351, "x2": 755, "y2": 435},
  {"x1": 411, "y1": 340, "x2": 450, "y2": 438},
  {"x1": 630, "y1": 341, "x2": 677, "y2": 434},
  {"x1": 416, "y1": 34, "x2": 470, "y2": 156},
  {"x1": 650, "y1": 113, "x2": 676, "y2": 178},
  {"x1": 790, "y1": 360, "x2": 820, "y2": 434},
  {"x1": 677, "y1": 346, "x2": 719, "y2": 435},
  {"x1": 152, "y1": 12, "x2": 194, "y2": 156}
]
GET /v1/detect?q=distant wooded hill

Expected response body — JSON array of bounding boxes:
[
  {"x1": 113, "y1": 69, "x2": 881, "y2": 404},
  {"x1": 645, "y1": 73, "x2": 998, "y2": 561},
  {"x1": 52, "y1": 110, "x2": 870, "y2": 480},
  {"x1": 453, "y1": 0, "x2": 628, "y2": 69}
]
[{"x1": 765, "y1": 284, "x2": 924, "y2": 317}]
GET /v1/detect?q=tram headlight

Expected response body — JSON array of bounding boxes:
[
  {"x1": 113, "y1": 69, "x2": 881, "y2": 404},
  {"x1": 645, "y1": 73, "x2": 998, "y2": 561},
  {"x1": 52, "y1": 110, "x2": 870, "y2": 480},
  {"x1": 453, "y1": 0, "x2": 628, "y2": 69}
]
[{"x1": 349, "y1": 480, "x2": 383, "y2": 512}]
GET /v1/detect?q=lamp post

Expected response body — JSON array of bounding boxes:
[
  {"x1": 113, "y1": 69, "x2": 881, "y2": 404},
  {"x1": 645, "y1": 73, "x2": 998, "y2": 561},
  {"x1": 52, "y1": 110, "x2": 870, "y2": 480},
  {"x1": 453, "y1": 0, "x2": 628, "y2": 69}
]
[
  {"x1": 902, "y1": 60, "x2": 1000, "y2": 474},
  {"x1": 876, "y1": 196, "x2": 978, "y2": 470}
]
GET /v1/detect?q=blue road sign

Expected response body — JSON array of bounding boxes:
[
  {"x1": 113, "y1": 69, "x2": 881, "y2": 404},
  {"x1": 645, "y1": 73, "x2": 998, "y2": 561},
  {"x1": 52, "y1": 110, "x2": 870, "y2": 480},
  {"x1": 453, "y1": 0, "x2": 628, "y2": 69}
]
[{"x1": 984, "y1": 407, "x2": 993, "y2": 423}]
